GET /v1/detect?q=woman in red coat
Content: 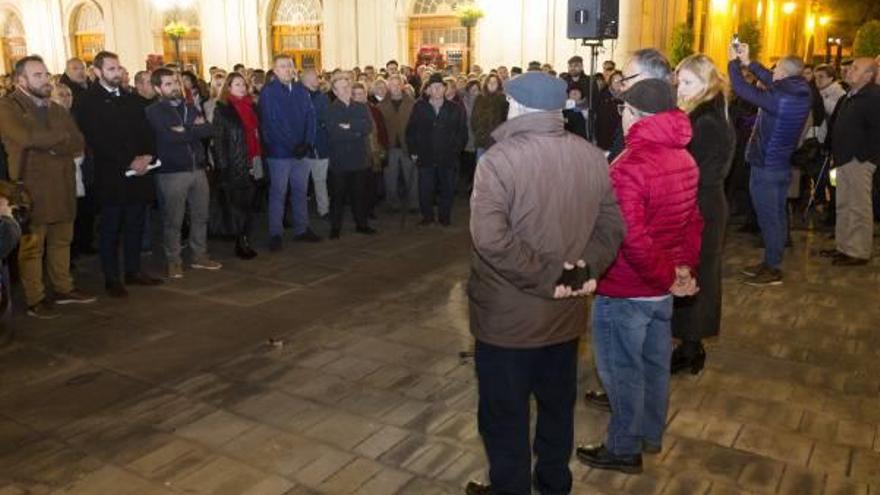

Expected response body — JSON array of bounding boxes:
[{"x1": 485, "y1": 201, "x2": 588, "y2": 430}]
[{"x1": 577, "y1": 79, "x2": 704, "y2": 474}]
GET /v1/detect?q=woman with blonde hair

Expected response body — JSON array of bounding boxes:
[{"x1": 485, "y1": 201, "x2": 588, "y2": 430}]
[{"x1": 670, "y1": 53, "x2": 736, "y2": 375}]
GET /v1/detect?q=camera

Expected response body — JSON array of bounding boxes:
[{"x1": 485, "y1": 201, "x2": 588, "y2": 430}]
[{"x1": 731, "y1": 33, "x2": 741, "y2": 49}]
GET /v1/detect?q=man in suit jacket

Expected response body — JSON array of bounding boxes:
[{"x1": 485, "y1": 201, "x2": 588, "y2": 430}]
[
  {"x1": 0, "y1": 56, "x2": 95, "y2": 318},
  {"x1": 74, "y1": 51, "x2": 163, "y2": 298}
]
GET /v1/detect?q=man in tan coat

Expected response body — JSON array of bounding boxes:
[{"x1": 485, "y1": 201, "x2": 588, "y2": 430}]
[
  {"x1": 466, "y1": 72, "x2": 625, "y2": 495},
  {"x1": 0, "y1": 56, "x2": 95, "y2": 319},
  {"x1": 377, "y1": 74, "x2": 417, "y2": 212}
]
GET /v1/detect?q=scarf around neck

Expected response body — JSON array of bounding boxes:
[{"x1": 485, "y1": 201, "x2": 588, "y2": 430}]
[{"x1": 229, "y1": 94, "x2": 262, "y2": 160}]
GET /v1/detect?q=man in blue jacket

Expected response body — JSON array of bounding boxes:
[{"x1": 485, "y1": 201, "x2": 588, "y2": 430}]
[
  {"x1": 259, "y1": 55, "x2": 320, "y2": 251},
  {"x1": 146, "y1": 68, "x2": 222, "y2": 279},
  {"x1": 301, "y1": 69, "x2": 331, "y2": 220},
  {"x1": 729, "y1": 44, "x2": 811, "y2": 287}
]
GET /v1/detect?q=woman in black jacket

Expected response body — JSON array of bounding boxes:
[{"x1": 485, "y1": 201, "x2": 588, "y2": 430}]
[
  {"x1": 671, "y1": 54, "x2": 736, "y2": 374},
  {"x1": 211, "y1": 73, "x2": 262, "y2": 259}
]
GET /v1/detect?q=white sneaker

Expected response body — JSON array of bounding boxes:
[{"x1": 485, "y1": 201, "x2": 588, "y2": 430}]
[{"x1": 191, "y1": 259, "x2": 222, "y2": 271}]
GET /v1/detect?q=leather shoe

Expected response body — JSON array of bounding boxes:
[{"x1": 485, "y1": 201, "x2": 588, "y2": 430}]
[
  {"x1": 819, "y1": 249, "x2": 844, "y2": 258},
  {"x1": 832, "y1": 254, "x2": 869, "y2": 266},
  {"x1": 576, "y1": 444, "x2": 643, "y2": 474},
  {"x1": 584, "y1": 390, "x2": 611, "y2": 412},
  {"x1": 356, "y1": 226, "x2": 377, "y2": 235},
  {"x1": 670, "y1": 341, "x2": 706, "y2": 375},
  {"x1": 125, "y1": 272, "x2": 164, "y2": 286},
  {"x1": 105, "y1": 281, "x2": 129, "y2": 298},
  {"x1": 464, "y1": 481, "x2": 492, "y2": 495}
]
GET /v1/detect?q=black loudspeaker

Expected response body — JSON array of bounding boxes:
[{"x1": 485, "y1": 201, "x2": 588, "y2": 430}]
[{"x1": 567, "y1": 0, "x2": 619, "y2": 40}]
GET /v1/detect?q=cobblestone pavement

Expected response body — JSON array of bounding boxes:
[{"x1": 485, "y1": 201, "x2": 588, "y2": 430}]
[{"x1": 1, "y1": 207, "x2": 878, "y2": 495}]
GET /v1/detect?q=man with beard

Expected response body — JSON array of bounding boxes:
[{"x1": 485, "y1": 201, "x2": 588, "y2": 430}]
[
  {"x1": 146, "y1": 68, "x2": 221, "y2": 279},
  {"x1": 0, "y1": 56, "x2": 96, "y2": 318},
  {"x1": 74, "y1": 51, "x2": 163, "y2": 298}
]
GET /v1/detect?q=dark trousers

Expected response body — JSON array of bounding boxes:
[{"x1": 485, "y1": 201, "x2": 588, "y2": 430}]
[
  {"x1": 224, "y1": 183, "x2": 258, "y2": 238},
  {"x1": 99, "y1": 203, "x2": 146, "y2": 282},
  {"x1": 475, "y1": 338, "x2": 578, "y2": 495},
  {"x1": 329, "y1": 168, "x2": 368, "y2": 231},
  {"x1": 418, "y1": 165, "x2": 455, "y2": 223},
  {"x1": 73, "y1": 195, "x2": 96, "y2": 255}
]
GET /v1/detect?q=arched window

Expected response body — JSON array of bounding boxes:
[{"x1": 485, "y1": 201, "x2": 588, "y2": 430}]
[
  {"x1": 1, "y1": 11, "x2": 26, "y2": 75},
  {"x1": 271, "y1": 0, "x2": 322, "y2": 70},
  {"x1": 409, "y1": 0, "x2": 471, "y2": 69},
  {"x1": 72, "y1": 2, "x2": 104, "y2": 63},
  {"x1": 162, "y1": 8, "x2": 202, "y2": 75}
]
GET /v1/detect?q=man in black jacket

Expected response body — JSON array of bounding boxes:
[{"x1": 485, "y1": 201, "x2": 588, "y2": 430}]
[
  {"x1": 59, "y1": 58, "x2": 89, "y2": 105},
  {"x1": 826, "y1": 58, "x2": 880, "y2": 265},
  {"x1": 146, "y1": 68, "x2": 221, "y2": 279},
  {"x1": 325, "y1": 76, "x2": 376, "y2": 239},
  {"x1": 406, "y1": 73, "x2": 467, "y2": 226},
  {"x1": 74, "y1": 51, "x2": 162, "y2": 298}
]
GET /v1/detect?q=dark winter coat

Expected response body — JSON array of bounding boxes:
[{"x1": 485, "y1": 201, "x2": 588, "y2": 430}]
[
  {"x1": 325, "y1": 99, "x2": 373, "y2": 172},
  {"x1": 145, "y1": 99, "x2": 213, "y2": 174},
  {"x1": 74, "y1": 84, "x2": 156, "y2": 205},
  {"x1": 596, "y1": 87, "x2": 622, "y2": 151},
  {"x1": 830, "y1": 83, "x2": 880, "y2": 168},
  {"x1": 729, "y1": 60, "x2": 812, "y2": 171},
  {"x1": 470, "y1": 92, "x2": 508, "y2": 150},
  {"x1": 406, "y1": 98, "x2": 468, "y2": 168},
  {"x1": 308, "y1": 88, "x2": 331, "y2": 159},
  {"x1": 672, "y1": 94, "x2": 736, "y2": 340},
  {"x1": 211, "y1": 101, "x2": 259, "y2": 189},
  {"x1": 258, "y1": 79, "x2": 316, "y2": 159}
]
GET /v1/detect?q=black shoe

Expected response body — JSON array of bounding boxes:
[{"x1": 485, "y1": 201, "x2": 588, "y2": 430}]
[
  {"x1": 465, "y1": 481, "x2": 492, "y2": 495},
  {"x1": 576, "y1": 444, "x2": 643, "y2": 474},
  {"x1": 293, "y1": 229, "x2": 322, "y2": 243},
  {"x1": 439, "y1": 219, "x2": 451, "y2": 227},
  {"x1": 235, "y1": 237, "x2": 258, "y2": 260},
  {"x1": 670, "y1": 341, "x2": 706, "y2": 375},
  {"x1": 124, "y1": 272, "x2": 164, "y2": 286},
  {"x1": 584, "y1": 390, "x2": 611, "y2": 412},
  {"x1": 269, "y1": 235, "x2": 283, "y2": 252},
  {"x1": 105, "y1": 281, "x2": 129, "y2": 298},
  {"x1": 418, "y1": 218, "x2": 434, "y2": 227},
  {"x1": 408, "y1": 208, "x2": 420, "y2": 215},
  {"x1": 356, "y1": 226, "x2": 377, "y2": 235},
  {"x1": 329, "y1": 229, "x2": 341, "y2": 240},
  {"x1": 832, "y1": 253, "x2": 870, "y2": 266},
  {"x1": 818, "y1": 249, "x2": 844, "y2": 258}
]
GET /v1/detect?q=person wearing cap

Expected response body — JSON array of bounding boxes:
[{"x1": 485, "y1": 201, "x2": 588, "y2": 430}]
[
  {"x1": 575, "y1": 79, "x2": 703, "y2": 474},
  {"x1": 405, "y1": 72, "x2": 468, "y2": 226},
  {"x1": 466, "y1": 71, "x2": 625, "y2": 495}
]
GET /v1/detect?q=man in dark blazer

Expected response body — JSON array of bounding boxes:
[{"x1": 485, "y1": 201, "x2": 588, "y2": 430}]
[{"x1": 74, "y1": 51, "x2": 162, "y2": 298}]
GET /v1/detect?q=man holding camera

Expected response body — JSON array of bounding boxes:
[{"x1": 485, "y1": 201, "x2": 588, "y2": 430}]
[
  {"x1": 0, "y1": 56, "x2": 95, "y2": 319},
  {"x1": 466, "y1": 72, "x2": 624, "y2": 495},
  {"x1": 259, "y1": 54, "x2": 320, "y2": 251}
]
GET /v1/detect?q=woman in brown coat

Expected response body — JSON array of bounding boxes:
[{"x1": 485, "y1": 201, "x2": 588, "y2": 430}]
[{"x1": 471, "y1": 74, "x2": 508, "y2": 160}]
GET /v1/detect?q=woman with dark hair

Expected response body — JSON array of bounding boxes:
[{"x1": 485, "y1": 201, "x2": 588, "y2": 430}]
[
  {"x1": 211, "y1": 73, "x2": 262, "y2": 259},
  {"x1": 470, "y1": 74, "x2": 508, "y2": 160},
  {"x1": 596, "y1": 70, "x2": 624, "y2": 151},
  {"x1": 670, "y1": 54, "x2": 736, "y2": 374}
]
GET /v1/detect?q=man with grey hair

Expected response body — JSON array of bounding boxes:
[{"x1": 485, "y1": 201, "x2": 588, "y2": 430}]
[
  {"x1": 729, "y1": 45, "x2": 811, "y2": 286},
  {"x1": 823, "y1": 58, "x2": 880, "y2": 265}
]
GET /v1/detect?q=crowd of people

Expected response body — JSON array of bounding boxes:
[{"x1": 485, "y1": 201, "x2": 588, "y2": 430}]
[{"x1": 0, "y1": 40, "x2": 877, "y2": 495}]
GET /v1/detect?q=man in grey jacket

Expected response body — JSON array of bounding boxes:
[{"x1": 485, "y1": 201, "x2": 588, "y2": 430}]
[{"x1": 466, "y1": 72, "x2": 625, "y2": 495}]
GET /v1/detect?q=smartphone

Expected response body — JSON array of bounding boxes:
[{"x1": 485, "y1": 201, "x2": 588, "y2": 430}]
[{"x1": 732, "y1": 33, "x2": 741, "y2": 49}]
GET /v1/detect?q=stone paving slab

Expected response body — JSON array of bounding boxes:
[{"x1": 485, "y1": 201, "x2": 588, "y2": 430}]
[{"x1": 1, "y1": 212, "x2": 879, "y2": 494}]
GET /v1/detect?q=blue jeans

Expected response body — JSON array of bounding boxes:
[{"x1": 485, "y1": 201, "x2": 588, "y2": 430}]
[
  {"x1": 268, "y1": 158, "x2": 311, "y2": 236},
  {"x1": 592, "y1": 296, "x2": 673, "y2": 456},
  {"x1": 475, "y1": 339, "x2": 577, "y2": 495},
  {"x1": 750, "y1": 166, "x2": 791, "y2": 269}
]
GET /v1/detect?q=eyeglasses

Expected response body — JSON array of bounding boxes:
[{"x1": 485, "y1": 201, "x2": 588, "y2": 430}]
[{"x1": 620, "y1": 73, "x2": 641, "y2": 85}]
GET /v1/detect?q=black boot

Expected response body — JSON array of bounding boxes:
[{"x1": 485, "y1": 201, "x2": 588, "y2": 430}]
[
  {"x1": 235, "y1": 236, "x2": 258, "y2": 260},
  {"x1": 670, "y1": 340, "x2": 706, "y2": 375}
]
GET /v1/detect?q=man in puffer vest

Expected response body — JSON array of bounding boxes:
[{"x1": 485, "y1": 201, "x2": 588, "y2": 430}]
[{"x1": 576, "y1": 79, "x2": 703, "y2": 474}]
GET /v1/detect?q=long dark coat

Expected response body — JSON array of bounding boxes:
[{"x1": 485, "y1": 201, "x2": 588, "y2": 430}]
[{"x1": 672, "y1": 94, "x2": 736, "y2": 341}]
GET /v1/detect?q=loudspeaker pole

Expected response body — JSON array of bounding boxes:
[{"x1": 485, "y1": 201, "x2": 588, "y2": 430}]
[{"x1": 581, "y1": 38, "x2": 603, "y2": 145}]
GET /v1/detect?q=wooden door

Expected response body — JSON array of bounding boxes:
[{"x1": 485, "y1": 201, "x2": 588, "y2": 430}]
[{"x1": 272, "y1": 24, "x2": 322, "y2": 70}]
